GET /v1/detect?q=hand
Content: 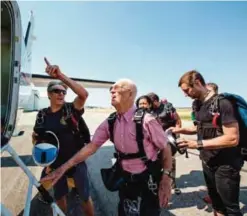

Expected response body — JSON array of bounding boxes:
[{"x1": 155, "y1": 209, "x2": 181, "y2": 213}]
[
  {"x1": 40, "y1": 165, "x2": 66, "y2": 187},
  {"x1": 167, "y1": 127, "x2": 180, "y2": 134},
  {"x1": 44, "y1": 57, "x2": 62, "y2": 79},
  {"x1": 158, "y1": 175, "x2": 172, "y2": 208},
  {"x1": 177, "y1": 138, "x2": 197, "y2": 149}
]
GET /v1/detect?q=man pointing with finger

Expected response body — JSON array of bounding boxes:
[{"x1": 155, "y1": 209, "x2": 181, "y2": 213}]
[{"x1": 33, "y1": 58, "x2": 94, "y2": 215}]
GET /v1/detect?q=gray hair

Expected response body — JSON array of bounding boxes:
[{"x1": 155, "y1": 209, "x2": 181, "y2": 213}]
[{"x1": 47, "y1": 81, "x2": 67, "y2": 92}]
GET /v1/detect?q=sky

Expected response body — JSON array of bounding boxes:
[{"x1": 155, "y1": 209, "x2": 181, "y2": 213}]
[{"x1": 18, "y1": 1, "x2": 247, "y2": 108}]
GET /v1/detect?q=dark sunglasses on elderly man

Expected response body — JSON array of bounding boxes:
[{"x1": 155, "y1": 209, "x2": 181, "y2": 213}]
[{"x1": 51, "y1": 89, "x2": 67, "y2": 95}]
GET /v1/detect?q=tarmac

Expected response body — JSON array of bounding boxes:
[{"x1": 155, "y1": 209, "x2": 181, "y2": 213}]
[{"x1": 1, "y1": 110, "x2": 247, "y2": 216}]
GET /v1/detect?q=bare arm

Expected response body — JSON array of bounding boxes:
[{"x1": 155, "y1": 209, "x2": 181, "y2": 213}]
[
  {"x1": 40, "y1": 118, "x2": 109, "y2": 186},
  {"x1": 161, "y1": 144, "x2": 172, "y2": 171},
  {"x1": 40, "y1": 142, "x2": 99, "y2": 186},
  {"x1": 44, "y1": 57, "x2": 88, "y2": 110},
  {"x1": 201, "y1": 122, "x2": 239, "y2": 149},
  {"x1": 63, "y1": 142, "x2": 99, "y2": 170},
  {"x1": 58, "y1": 73, "x2": 88, "y2": 110},
  {"x1": 173, "y1": 125, "x2": 197, "y2": 135},
  {"x1": 174, "y1": 111, "x2": 182, "y2": 128},
  {"x1": 178, "y1": 122, "x2": 239, "y2": 150}
]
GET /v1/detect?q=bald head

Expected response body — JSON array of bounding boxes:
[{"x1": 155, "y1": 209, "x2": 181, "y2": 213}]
[
  {"x1": 110, "y1": 78, "x2": 138, "y2": 110},
  {"x1": 115, "y1": 78, "x2": 137, "y2": 101}
]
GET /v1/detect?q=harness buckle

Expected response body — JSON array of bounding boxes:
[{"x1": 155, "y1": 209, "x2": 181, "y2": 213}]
[
  {"x1": 134, "y1": 109, "x2": 145, "y2": 122},
  {"x1": 140, "y1": 156, "x2": 149, "y2": 163},
  {"x1": 241, "y1": 148, "x2": 247, "y2": 155}
]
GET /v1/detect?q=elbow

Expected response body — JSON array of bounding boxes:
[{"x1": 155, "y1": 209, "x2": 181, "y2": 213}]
[
  {"x1": 229, "y1": 134, "x2": 239, "y2": 147},
  {"x1": 83, "y1": 89, "x2": 89, "y2": 99},
  {"x1": 79, "y1": 89, "x2": 89, "y2": 101},
  {"x1": 85, "y1": 90, "x2": 89, "y2": 98}
]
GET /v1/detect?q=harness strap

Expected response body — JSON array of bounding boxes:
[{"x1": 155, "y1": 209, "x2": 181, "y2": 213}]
[
  {"x1": 108, "y1": 109, "x2": 150, "y2": 164},
  {"x1": 134, "y1": 109, "x2": 148, "y2": 162},
  {"x1": 108, "y1": 112, "x2": 117, "y2": 143}
]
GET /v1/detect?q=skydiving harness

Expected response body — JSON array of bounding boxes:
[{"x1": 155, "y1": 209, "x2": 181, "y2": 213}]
[
  {"x1": 35, "y1": 103, "x2": 91, "y2": 149},
  {"x1": 34, "y1": 103, "x2": 91, "y2": 176},
  {"x1": 100, "y1": 108, "x2": 164, "y2": 192}
]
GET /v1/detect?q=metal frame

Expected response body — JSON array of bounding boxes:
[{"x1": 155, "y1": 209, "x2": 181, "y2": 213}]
[{"x1": 1, "y1": 143, "x2": 65, "y2": 216}]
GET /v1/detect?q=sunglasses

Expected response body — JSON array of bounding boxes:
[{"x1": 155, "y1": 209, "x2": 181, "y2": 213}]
[{"x1": 51, "y1": 89, "x2": 67, "y2": 95}]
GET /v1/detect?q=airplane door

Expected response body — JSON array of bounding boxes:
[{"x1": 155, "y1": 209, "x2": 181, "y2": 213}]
[{"x1": 1, "y1": 1, "x2": 22, "y2": 146}]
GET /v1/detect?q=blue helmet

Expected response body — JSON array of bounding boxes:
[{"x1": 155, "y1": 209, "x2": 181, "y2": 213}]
[{"x1": 32, "y1": 131, "x2": 59, "y2": 167}]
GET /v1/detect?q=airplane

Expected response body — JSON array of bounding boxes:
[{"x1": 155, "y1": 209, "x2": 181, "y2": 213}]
[{"x1": 1, "y1": 1, "x2": 114, "y2": 215}]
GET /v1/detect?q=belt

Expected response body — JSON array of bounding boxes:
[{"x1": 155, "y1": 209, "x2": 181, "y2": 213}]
[{"x1": 122, "y1": 169, "x2": 149, "y2": 182}]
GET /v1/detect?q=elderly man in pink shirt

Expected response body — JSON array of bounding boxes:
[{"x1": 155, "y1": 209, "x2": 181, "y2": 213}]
[{"x1": 41, "y1": 78, "x2": 173, "y2": 216}]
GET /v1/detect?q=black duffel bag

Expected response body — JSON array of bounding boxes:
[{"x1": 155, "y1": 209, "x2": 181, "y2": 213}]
[{"x1": 100, "y1": 160, "x2": 125, "y2": 192}]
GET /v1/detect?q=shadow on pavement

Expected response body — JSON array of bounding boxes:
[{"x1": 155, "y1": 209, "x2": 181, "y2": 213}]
[
  {"x1": 88, "y1": 144, "x2": 247, "y2": 215},
  {"x1": 1, "y1": 154, "x2": 37, "y2": 167}
]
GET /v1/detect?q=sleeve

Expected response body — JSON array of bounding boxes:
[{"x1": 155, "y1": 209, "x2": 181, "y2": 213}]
[
  {"x1": 33, "y1": 110, "x2": 42, "y2": 131},
  {"x1": 91, "y1": 118, "x2": 110, "y2": 147},
  {"x1": 219, "y1": 98, "x2": 238, "y2": 125},
  {"x1": 68, "y1": 102, "x2": 85, "y2": 116},
  {"x1": 144, "y1": 115, "x2": 168, "y2": 150}
]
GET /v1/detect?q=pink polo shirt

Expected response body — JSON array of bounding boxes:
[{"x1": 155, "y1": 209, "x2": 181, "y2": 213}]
[{"x1": 92, "y1": 106, "x2": 168, "y2": 174}]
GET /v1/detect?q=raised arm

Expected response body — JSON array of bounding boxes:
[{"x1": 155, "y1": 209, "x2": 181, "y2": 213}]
[{"x1": 44, "y1": 57, "x2": 88, "y2": 110}]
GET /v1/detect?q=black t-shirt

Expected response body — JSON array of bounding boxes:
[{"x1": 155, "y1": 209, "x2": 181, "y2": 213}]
[
  {"x1": 33, "y1": 103, "x2": 84, "y2": 169},
  {"x1": 152, "y1": 102, "x2": 177, "y2": 131},
  {"x1": 194, "y1": 96, "x2": 241, "y2": 166}
]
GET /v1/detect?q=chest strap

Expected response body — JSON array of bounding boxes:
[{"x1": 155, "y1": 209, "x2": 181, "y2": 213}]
[{"x1": 108, "y1": 108, "x2": 149, "y2": 164}]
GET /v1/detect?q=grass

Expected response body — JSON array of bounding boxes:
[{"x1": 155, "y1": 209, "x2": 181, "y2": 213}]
[
  {"x1": 176, "y1": 108, "x2": 192, "y2": 121},
  {"x1": 86, "y1": 107, "x2": 193, "y2": 121}
]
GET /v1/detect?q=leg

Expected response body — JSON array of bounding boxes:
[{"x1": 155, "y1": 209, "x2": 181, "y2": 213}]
[
  {"x1": 56, "y1": 196, "x2": 67, "y2": 213},
  {"x1": 73, "y1": 162, "x2": 94, "y2": 216},
  {"x1": 171, "y1": 157, "x2": 181, "y2": 195},
  {"x1": 81, "y1": 198, "x2": 94, "y2": 216},
  {"x1": 202, "y1": 163, "x2": 226, "y2": 215},
  {"x1": 53, "y1": 175, "x2": 69, "y2": 214},
  {"x1": 215, "y1": 164, "x2": 243, "y2": 216},
  {"x1": 140, "y1": 176, "x2": 160, "y2": 216},
  {"x1": 118, "y1": 182, "x2": 141, "y2": 216}
]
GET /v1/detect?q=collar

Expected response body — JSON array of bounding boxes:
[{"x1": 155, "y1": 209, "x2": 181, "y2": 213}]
[{"x1": 117, "y1": 105, "x2": 136, "y2": 122}]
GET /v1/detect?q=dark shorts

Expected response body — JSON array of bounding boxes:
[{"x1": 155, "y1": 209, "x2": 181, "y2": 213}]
[
  {"x1": 41, "y1": 162, "x2": 90, "y2": 201},
  {"x1": 202, "y1": 159, "x2": 243, "y2": 216}
]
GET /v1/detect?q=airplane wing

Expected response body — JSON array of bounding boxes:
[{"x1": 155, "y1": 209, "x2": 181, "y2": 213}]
[{"x1": 32, "y1": 74, "x2": 115, "y2": 89}]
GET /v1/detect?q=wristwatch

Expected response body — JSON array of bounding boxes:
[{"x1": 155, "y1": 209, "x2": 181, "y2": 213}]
[
  {"x1": 197, "y1": 139, "x2": 204, "y2": 150},
  {"x1": 163, "y1": 169, "x2": 173, "y2": 179}
]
